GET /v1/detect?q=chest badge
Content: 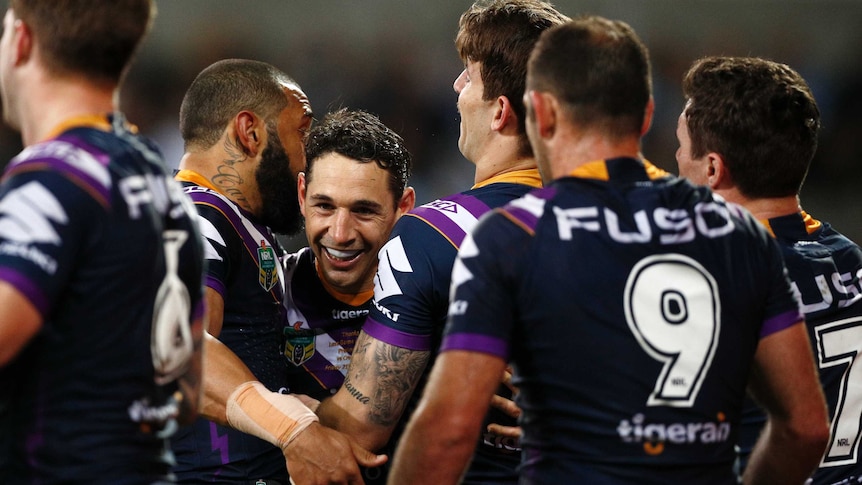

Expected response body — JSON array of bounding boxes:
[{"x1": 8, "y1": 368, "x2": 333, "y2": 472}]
[
  {"x1": 284, "y1": 322, "x2": 315, "y2": 367},
  {"x1": 258, "y1": 240, "x2": 278, "y2": 291}
]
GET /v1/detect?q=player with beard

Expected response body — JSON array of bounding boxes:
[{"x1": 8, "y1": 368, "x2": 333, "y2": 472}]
[{"x1": 171, "y1": 59, "x2": 384, "y2": 484}]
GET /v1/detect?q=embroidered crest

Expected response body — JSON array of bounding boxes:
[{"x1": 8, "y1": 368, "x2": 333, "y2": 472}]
[
  {"x1": 258, "y1": 240, "x2": 278, "y2": 291},
  {"x1": 284, "y1": 322, "x2": 315, "y2": 366}
]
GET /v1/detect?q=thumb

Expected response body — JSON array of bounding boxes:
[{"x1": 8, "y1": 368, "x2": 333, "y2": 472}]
[{"x1": 350, "y1": 440, "x2": 388, "y2": 468}]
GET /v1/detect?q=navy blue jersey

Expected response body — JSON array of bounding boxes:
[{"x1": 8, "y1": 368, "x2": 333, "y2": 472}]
[
  {"x1": 282, "y1": 247, "x2": 390, "y2": 484},
  {"x1": 0, "y1": 115, "x2": 205, "y2": 484},
  {"x1": 442, "y1": 158, "x2": 802, "y2": 485},
  {"x1": 170, "y1": 171, "x2": 288, "y2": 482},
  {"x1": 283, "y1": 247, "x2": 370, "y2": 400},
  {"x1": 366, "y1": 169, "x2": 542, "y2": 483},
  {"x1": 737, "y1": 212, "x2": 862, "y2": 485}
]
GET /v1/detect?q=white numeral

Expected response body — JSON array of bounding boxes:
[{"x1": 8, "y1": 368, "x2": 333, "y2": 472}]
[
  {"x1": 624, "y1": 254, "x2": 721, "y2": 407},
  {"x1": 815, "y1": 317, "x2": 862, "y2": 467}
]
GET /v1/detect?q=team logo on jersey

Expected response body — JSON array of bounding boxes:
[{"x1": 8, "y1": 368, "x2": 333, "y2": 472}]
[
  {"x1": 258, "y1": 240, "x2": 278, "y2": 291},
  {"x1": 284, "y1": 322, "x2": 315, "y2": 366}
]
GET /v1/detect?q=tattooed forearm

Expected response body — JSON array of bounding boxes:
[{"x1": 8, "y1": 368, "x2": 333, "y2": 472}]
[
  {"x1": 343, "y1": 375, "x2": 370, "y2": 404},
  {"x1": 368, "y1": 344, "x2": 430, "y2": 426}
]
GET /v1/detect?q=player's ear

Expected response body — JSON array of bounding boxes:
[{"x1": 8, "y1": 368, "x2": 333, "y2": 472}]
[
  {"x1": 297, "y1": 172, "x2": 308, "y2": 217},
  {"x1": 10, "y1": 18, "x2": 33, "y2": 66},
  {"x1": 233, "y1": 111, "x2": 263, "y2": 157},
  {"x1": 492, "y1": 95, "x2": 516, "y2": 133},
  {"x1": 396, "y1": 186, "x2": 416, "y2": 217},
  {"x1": 528, "y1": 90, "x2": 556, "y2": 139},
  {"x1": 707, "y1": 153, "x2": 731, "y2": 190},
  {"x1": 641, "y1": 97, "x2": 655, "y2": 136}
]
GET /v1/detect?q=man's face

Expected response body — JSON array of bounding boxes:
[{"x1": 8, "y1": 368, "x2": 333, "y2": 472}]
[
  {"x1": 276, "y1": 83, "x2": 313, "y2": 178},
  {"x1": 256, "y1": 123, "x2": 302, "y2": 235},
  {"x1": 255, "y1": 84, "x2": 313, "y2": 235},
  {"x1": 675, "y1": 107, "x2": 708, "y2": 185},
  {"x1": 299, "y1": 153, "x2": 403, "y2": 294},
  {"x1": 453, "y1": 60, "x2": 494, "y2": 164}
]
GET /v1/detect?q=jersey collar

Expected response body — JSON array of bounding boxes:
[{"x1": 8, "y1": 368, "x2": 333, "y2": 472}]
[{"x1": 472, "y1": 168, "x2": 542, "y2": 190}]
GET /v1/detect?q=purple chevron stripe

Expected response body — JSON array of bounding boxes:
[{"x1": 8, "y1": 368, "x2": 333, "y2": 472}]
[
  {"x1": 362, "y1": 317, "x2": 433, "y2": 351},
  {"x1": 440, "y1": 332, "x2": 508, "y2": 360},
  {"x1": 0, "y1": 268, "x2": 49, "y2": 316},
  {"x1": 409, "y1": 194, "x2": 491, "y2": 248},
  {"x1": 760, "y1": 309, "x2": 803, "y2": 339}
]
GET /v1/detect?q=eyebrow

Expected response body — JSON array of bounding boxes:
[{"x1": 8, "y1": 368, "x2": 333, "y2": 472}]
[{"x1": 309, "y1": 194, "x2": 384, "y2": 211}]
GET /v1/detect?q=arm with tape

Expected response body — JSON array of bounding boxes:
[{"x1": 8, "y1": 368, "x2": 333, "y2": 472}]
[{"x1": 201, "y1": 333, "x2": 387, "y2": 484}]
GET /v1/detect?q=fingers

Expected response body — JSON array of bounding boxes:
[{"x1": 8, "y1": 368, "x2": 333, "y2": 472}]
[
  {"x1": 349, "y1": 438, "x2": 388, "y2": 468},
  {"x1": 489, "y1": 394, "x2": 521, "y2": 420},
  {"x1": 296, "y1": 393, "x2": 321, "y2": 413},
  {"x1": 486, "y1": 422, "x2": 522, "y2": 439},
  {"x1": 501, "y1": 366, "x2": 516, "y2": 394}
]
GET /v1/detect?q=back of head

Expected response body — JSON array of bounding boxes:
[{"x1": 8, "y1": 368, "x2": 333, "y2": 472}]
[
  {"x1": 527, "y1": 16, "x2": 652, "y2": 140},
  {"x1": 179, "y1": 59, "x2": 296, "y2": 151},
  {"x1": 305, "y1": 108, "x2": 412, "y2": 208},
  {"x1": 456, "y1": 0, "x2": 569, "y2": 154},
  {"x1": 682, "y1": 56, "x2": 820, "y2": 198},
  {"x1": 10, "y1": 0, "x2": 154, "y2": 85}
]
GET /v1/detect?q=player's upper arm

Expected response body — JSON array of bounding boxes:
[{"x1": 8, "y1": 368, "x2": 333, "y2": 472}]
[
  {"x1": 204, "y1": 287, "x2": 225, "y2": 337},
  {"x1": 0, "y1": 281, "x2": 43, "y2": 366},
  {"x1": 318, "y1": 329, "x2": 430, "y2": 451},
  {"x1": 748, "y1": 321, "x2": 828, "y2": 439}
]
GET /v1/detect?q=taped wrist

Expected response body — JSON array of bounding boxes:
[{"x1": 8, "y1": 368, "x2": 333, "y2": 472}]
[{"x1": 225, "y1": 381, "x2": 319, "y2": 448}]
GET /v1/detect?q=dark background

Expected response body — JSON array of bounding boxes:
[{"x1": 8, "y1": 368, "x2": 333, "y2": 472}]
[{"x1": 2, "y1": 0, "x2": 860, "y2": 248}]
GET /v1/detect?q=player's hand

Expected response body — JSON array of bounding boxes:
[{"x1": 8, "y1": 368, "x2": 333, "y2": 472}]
[
  {"x1": 283, "y1": 421, "x2": 387, "y2": 485},
  {"x1": 295, "y1": 393, "x2": 321, "y2": 413},
  {"x1": 487, "y1": 367, "x2": 522, "y2": 438}
]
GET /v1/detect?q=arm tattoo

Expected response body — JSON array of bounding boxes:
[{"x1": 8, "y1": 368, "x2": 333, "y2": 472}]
[{"x1": 368, "y1": 343, "x2": 429, "y2": 426}]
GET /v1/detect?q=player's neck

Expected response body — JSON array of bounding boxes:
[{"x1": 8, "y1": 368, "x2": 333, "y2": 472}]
[
  {"x1": 20, "y1": 74, "x2": 116, "y2": 147},
  {"x1": 547, "y1": 128, "x2": 641, "y2": 180},
  {"x1": 178, "y1": 148, "x2": 262, "y2": 216},
  {"x1": 717, "y1": 190, "x2": 801, "y2": 220},
  {"x1": 472, "y1": 138, "x2": 536, "y2": 185}
]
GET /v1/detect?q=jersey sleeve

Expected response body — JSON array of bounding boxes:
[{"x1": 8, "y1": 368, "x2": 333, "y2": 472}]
[
  {"x1": 0, "y1": 165, "x2": 104, "y2": 316},
  {"x1": 362, "y1": 214, "x2": 458, "y2": 351},
  {"x1": 440, "y1": 210, "x2": 529, "y2": 361},
  {"x1": 759, "y1": 230, "x2": 805, "y2": 338}
]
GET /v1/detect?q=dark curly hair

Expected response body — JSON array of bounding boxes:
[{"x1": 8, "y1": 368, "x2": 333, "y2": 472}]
[{"x1": 305, "y1": 109, "x2": 412, "y2": 208}]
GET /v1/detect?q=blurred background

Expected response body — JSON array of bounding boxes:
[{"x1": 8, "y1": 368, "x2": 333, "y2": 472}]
[{"x1": 2, "y1": 0, "x2": 860, "y2": 248}]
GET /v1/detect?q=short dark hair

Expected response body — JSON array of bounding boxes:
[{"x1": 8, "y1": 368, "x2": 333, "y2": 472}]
[
  {"x1": 682, "y1": 56, "x2": 820, "y2": 198},
  {"x1": 455, "y1": 0, "x2": 569, "y2": 156},
  {"x1": 305, "y1": 109, "x2": 412, "y2": 208},
  {"x1": 10, "y1": 0, "x2": 155, "y2": 85},
  {"x1": 179, "y1": 59, "x2": 298, "y2": 150},
  {"x1": 527, "y1": 16, "x2": 652, "y2": 140}
]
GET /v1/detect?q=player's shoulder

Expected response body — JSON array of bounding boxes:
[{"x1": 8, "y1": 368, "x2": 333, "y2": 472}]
[
  {"x1": 479, "y1": 186, "x2": 557, "y2": 235},
  {"x1": 283, "y1": 246, "x2": 313, "y2": 276},
  {"x1": 6, "y1": 135, "x2": 113, "y2": 191}
]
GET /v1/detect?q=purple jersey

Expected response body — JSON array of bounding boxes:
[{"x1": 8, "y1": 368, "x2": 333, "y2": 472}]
[
  {"x1": 282, "y1": 247, "x2": 391, "y2": 484},
  {"x1": 170, "y1": 170, "x2": 288, "y2": 483},
  {"x1": 0, "y1": 115, "x2": 205, "y2": 484},
  {"x1": 443, "y1": 158, "x2": 802, "y2": 484},
  {"x1": 366, "y1": 169, "x2": 542, "y2": 483}
]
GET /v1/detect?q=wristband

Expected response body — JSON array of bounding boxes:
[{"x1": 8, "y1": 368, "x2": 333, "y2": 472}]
[{"x1": 225, "y1": 381, "x2": 319, "y2": 448}]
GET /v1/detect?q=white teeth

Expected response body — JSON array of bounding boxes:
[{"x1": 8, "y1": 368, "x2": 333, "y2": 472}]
[{"x1": 325, "y1": 247, "x2": 360, "y2": 260}]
